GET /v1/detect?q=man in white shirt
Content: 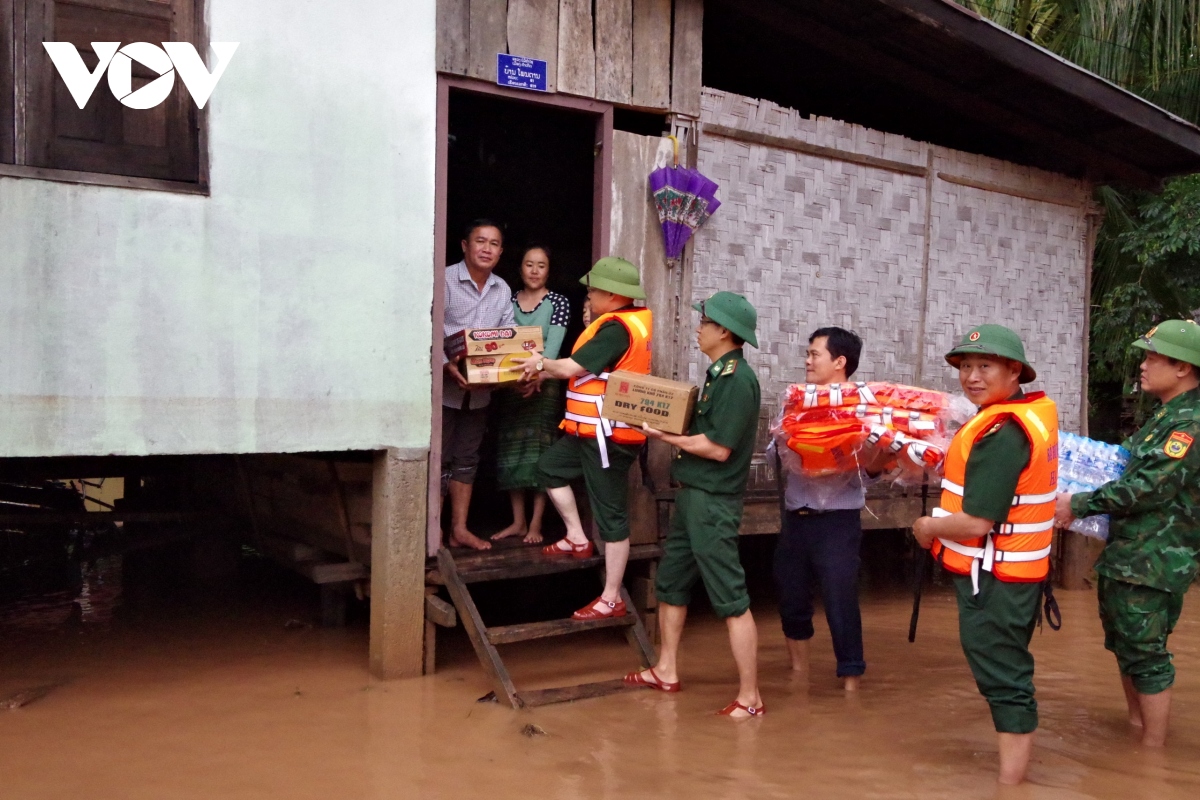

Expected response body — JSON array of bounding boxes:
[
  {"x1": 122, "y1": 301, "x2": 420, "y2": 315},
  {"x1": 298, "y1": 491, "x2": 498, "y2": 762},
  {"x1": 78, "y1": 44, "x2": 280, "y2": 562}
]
[
  {"x1": 441, "y1": 220, "x2": 515, "y2": 551},
  {"x1": 771, "y1": 327, "x2": 883, "y2": 691}
]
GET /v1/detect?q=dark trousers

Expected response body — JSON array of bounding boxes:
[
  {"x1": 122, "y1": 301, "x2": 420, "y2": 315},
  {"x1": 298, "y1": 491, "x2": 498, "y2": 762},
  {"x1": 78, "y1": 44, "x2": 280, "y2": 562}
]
[{"x1": 773, "y1": 508, "x2": 865, "y2": 677}]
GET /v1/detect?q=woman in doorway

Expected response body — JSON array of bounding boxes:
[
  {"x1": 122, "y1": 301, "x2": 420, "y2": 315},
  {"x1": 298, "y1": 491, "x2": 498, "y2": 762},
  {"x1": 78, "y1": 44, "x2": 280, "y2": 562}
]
[{"x1": 492, "y1": 245, "x2": 570, "y2": 543}]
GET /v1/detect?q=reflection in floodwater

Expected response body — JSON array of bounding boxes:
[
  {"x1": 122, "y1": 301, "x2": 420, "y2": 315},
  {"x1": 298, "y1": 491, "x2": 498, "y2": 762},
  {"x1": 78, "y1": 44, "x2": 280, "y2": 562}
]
[
  {"x1": 0, "y1": 575, "x2": 1198, "y2": 799},
  {"x1": 0, "y1": 555, "x2": 123, "y2": 632}
]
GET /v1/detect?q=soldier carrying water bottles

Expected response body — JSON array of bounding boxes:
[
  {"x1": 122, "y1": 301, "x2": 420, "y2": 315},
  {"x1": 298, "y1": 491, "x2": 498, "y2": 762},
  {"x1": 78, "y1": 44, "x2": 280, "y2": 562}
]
[{"x1": 1056, "y1": 319, "x2": 1200, "y2": 749}]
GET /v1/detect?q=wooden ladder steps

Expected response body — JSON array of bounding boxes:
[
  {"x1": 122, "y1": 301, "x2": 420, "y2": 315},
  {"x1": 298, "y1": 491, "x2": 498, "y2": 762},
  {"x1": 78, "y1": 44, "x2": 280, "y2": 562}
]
[
  {"x1": 485, "y1": 614, "x2": 635, "y2": 645},
  {"x1": 436, "y1": 547, "x2": 657, "y2": 709}
]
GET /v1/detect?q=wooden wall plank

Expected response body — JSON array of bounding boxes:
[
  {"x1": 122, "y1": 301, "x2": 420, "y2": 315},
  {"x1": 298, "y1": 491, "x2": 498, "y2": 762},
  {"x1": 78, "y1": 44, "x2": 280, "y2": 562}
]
[
  {"x1": 611, "y1": 131, "x2": 674, "y2": 509},
  {"x1": 557, "y1": 0, "x2": 596, "y2": 97},
  {"x1": 507, "y1": 0, "x2": 558, "y2": 92},
  {"x1": 670, "y1": 0, "x2": 703, "y2": 116},
  {"x1": 632, "y1": 0, "x2": 671, "y2": 109},
  {"x1": 468, "y1": 0, "x2": 508, "y2": 81},
  {"x1": 436, "y1": 0, "x2": 470, "y2": 74},
  {"x1": 595, "y1": 0, "x2": 633, "y2": 104}
]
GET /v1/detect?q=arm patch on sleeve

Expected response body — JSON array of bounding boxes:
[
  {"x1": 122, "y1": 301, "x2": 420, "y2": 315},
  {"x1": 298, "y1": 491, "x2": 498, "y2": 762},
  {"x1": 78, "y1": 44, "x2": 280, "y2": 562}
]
[{"x1": 1165, "y1": 431, "x2": 1194, "y2": 459}]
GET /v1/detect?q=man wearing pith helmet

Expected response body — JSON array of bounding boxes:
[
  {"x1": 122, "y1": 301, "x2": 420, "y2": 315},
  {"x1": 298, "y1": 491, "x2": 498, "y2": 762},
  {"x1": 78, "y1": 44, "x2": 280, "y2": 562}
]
[
  {"x1": 1056, "y1": 319, "x2": 1200, "y2": 748},
  {"x1": 912, "y1": 324, "x2": 1060, "y2": 785},
  {"x1": 626, "y1": 291, "x2": 765, "y2": 718},
  {"x1": 516, "y1": 257, "x2": 652, "y2": 622}
]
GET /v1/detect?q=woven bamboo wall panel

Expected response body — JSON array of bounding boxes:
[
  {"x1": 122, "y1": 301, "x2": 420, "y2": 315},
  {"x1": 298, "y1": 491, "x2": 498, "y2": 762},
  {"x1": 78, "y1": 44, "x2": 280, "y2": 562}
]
[{"x1": 693, "y1": 89, "x2": 1089, "y2": 432}]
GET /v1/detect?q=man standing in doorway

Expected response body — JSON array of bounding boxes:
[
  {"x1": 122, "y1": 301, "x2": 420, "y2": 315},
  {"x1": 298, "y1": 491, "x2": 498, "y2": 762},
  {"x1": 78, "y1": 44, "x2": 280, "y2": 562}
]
[
  {"x1": 1056, "y1": 320, "x2": 1200, "y2": 748},
  {"x1": 627, "y1": 292, "x2": 764, "y2": 717},
  {"x1": 771, "y1": 327, "x2": 873, "y2": 691},
  {"x1": 913, "y1": 325, "x2": 1058, "y2": 786},
  {"x1": 516, "y1": 257, "x2": 651, "y2": 621},
  {"x1": 441, "y1": 219, "x2": 515, "y2": 551}
]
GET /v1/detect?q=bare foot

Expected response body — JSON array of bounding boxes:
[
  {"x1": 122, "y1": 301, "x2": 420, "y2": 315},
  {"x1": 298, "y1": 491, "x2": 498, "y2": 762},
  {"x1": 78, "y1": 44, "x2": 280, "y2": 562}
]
[
  {"x1": 450, "y1": 529, "x2": 492, "y2": 550},
  {"x1": 1130, "y1": 714, "x2": 1144, "y2": 727},
  {"x1": 843, "y1": 676, "x2": 860, "y2": 692},
  {"x1": 523, "y1": 522, "x2": 544, "y2": 544},
  {"x1": 490, "y1": 522, "x2": 527, "y2": 541}
]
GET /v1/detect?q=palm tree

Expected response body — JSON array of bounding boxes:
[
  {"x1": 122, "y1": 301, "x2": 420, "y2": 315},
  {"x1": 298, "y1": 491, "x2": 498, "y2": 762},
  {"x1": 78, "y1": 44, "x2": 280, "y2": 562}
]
[
  {"x1": 962, "y1": 1, "x2": 1200, "y2": 123},
  {"x1": 962, "y1": 1, "x2": 1200, "y2": 431}
]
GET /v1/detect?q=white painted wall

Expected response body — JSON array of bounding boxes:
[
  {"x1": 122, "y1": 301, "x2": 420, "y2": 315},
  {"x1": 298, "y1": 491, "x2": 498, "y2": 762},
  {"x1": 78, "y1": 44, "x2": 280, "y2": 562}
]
[{"x1": 0, "y1": 0, "x2": 437, "y2": 457}]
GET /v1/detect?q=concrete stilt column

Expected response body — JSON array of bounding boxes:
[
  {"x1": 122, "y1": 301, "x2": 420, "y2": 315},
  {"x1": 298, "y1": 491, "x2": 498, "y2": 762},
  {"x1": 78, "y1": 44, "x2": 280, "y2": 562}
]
[{"x1": 369, "y1": 447, "x2": 429, "y2": 679}]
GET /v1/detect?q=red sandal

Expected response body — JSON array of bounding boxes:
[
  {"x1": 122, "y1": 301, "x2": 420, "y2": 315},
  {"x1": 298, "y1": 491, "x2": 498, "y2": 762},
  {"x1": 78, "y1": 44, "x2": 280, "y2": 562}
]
[
  {"x1": 541, "y1": 538, "x2": 594, "y2": 559},
  {"x1": 623, "y1": 667, "x2": 681, "y2": 693},
  {"x1": 717, "y1": 700, "x2": 765, "y2": 717},
  {"x1": 572, "y1": 596, "x2": 626, "y2": 620}
]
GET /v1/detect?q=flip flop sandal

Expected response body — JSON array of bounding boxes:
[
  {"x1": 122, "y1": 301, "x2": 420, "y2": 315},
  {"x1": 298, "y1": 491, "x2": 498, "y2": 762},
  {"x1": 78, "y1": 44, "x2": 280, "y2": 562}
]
[
  {"x1": 717, "y1": 700, "x2": 765, "y2": 717},
  {"x1": 623, "y1": 667, "x2": 681, "y2": 693},
  {"x1": 541, "y1": 538, "x2": 594, "y2": 559}
]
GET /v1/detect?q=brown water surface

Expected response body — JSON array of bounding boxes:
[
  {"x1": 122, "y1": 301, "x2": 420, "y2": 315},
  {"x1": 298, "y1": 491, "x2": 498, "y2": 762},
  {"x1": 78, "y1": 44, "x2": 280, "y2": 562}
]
[{"x1": 1, "y1": 585, "x2": 1198, "y2": 799}]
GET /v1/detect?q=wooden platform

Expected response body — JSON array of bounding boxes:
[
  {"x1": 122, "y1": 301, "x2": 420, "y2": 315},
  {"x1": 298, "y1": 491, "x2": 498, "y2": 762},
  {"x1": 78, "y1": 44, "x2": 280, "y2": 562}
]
[
  {"x1": 429, "y1": 543, "x2": 662, "y2": 709},
  {"x1": 426, "y1": 541, "x2": 662, "y2": 585}
]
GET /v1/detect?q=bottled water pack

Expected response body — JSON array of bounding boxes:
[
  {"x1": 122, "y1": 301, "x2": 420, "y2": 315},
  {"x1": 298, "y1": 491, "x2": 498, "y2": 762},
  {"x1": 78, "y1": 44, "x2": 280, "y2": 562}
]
[{"x1": 1057, "y1": 431, "x2": 1129, "y2": 540}]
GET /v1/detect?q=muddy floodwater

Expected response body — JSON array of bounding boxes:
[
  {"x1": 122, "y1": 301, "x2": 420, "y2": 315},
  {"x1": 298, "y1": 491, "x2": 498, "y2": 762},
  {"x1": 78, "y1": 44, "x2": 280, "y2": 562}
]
[{"x1": 2, "y1": 577, "x2": 1199, "y2": 800}]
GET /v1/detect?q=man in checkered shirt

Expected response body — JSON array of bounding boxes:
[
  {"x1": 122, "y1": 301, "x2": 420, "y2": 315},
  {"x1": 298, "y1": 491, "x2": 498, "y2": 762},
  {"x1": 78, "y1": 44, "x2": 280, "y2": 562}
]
[{"x1": 442, "y1": 219, "x2": 515, "y2": 550}]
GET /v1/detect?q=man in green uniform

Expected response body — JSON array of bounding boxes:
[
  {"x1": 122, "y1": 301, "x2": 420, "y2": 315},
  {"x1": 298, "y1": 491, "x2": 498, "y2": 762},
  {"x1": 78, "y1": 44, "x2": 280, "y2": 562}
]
[
  {"x1": 912, "y1": 325, "x2": 1052, "y2": 785},
  {"x1": 516, "y1": 257, "x2": 649, "y2": 621},
  {"x1": 1056, "y1": 319, "x2": 1200, "y2": 748},
  {"x1": 625, "y1": 292, "x2": 764, "y2": 718}
]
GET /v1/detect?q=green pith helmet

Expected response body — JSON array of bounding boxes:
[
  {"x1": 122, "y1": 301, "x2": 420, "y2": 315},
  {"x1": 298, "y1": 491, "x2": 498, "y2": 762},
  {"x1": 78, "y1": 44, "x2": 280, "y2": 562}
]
[
  {"x1": 945, "y1": 324, "x2": 1036, "y2": 383},
  {"x1": 579, "y1": 256, "x2": 645, "y2": 300},
  {"x1": 693, "y1": 291, "x2": 759, "y2": 348},
  {"x1": 1131, "y1": 319, "x2": 1200, "y2": 368}
]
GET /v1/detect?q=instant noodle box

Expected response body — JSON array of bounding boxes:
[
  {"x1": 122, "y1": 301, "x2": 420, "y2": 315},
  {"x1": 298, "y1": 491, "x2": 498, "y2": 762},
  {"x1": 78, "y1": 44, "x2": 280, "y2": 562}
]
[
  {"x1": 444, "y1": 326, "x2": 544, "y2": 359},
  {"x1": 600, "y1": 370, "x2": 698, "y2": 435},
  {"x1": 461, "y1": 353, "x2": 528, "y2": 385}
]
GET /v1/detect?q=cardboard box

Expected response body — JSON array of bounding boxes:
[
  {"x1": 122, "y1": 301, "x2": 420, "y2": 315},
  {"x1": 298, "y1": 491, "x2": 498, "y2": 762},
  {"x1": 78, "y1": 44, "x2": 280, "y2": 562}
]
[
  {"x1": 445, "y1": 326, "x2": 544, "y2": 359},
  {"x1": 600, "y1": 370, "x2": 698, "y2": 435},
  {"x1": 461, "y1": 352, "x2": 529, "y2": 384}
]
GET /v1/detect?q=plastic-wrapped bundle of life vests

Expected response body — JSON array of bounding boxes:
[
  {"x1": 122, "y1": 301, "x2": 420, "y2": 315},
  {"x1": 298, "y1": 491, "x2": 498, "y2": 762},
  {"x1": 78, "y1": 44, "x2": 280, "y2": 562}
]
[{"x1": 772, "y1": 382, "x2": 965, "y2": 478}]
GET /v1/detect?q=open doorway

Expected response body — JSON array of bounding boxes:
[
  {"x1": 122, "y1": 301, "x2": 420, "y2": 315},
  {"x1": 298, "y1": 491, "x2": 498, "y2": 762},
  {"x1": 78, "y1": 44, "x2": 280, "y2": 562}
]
[{"x1": 440, "y1": 86, "x2": 605, "y2": 539}]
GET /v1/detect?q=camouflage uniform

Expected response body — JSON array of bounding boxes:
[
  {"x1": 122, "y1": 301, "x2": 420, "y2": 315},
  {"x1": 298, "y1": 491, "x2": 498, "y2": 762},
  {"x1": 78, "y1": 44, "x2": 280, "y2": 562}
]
[{"x1": 1071, "y1": 385, "x2": 1200, "y2": 694}]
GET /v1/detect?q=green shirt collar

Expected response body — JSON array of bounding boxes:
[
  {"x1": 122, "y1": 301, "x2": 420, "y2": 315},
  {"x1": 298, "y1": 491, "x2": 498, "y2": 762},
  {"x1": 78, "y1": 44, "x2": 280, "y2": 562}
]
[
  {"x1": 707, "y1": 348, "x2": 745, "y2": 379},
  {"x1": 1159, "y1": 386, "x2": 1200, "y2": 416}
]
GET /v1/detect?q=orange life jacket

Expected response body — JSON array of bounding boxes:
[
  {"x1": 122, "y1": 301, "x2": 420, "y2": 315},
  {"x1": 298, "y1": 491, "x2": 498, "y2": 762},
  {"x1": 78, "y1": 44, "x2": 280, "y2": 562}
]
[
  {"x1": 930, "y1": 393, "x2": 1059, "y2": 594},
  {"x1": 561, "y1": 307, "x2": 653, "y2": 467}
]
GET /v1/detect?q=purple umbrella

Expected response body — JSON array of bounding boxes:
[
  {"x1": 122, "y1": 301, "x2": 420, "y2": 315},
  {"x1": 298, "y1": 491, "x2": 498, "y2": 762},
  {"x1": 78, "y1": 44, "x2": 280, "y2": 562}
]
[{"x1": 649, "y1": 140, "x2": 721, "y2": 261}]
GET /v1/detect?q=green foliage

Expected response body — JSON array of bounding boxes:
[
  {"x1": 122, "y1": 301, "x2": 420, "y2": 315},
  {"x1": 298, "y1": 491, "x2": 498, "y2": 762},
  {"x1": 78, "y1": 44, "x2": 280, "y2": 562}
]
[{"x1": 963, "y1": 1, "x2": 1200, "y2": 430}]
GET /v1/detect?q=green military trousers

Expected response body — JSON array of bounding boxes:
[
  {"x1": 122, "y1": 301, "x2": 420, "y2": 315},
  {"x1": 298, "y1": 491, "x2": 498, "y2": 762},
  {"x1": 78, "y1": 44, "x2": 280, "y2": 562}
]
[
  {"x1": 655, "y1": 487, "x2": 751, "y2": 619},
  {"x1": 954, "y1": 571, "x2": 1042, "y2": 734},
  {"x1": 1097, "y1": 575, "x2": 1183, "y2": 695},
  {"x1": 536, "y1": 434, "x2": 639, "y2": 543}
]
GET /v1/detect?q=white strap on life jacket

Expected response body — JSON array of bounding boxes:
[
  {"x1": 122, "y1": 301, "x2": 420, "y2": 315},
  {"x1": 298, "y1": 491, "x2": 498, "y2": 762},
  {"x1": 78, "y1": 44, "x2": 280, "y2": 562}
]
[
  {"x1": 856, "y1": 382, "x2": 877, "y2": 405},
  {"x1": 996, "y1": 519, "x2": 1055, "y2": 534},
  {"x1": 830, "y1": 384, "x2": 843, "y2": 407},
  {"x1": 803, "y1": 384, "x2": 818, "y2": 409},
  {"x1": 932, "y1": 507, "x2": 1053, "y2": 595},
  {"x1": 1010, "y1": 490, "x2": 1057, "y2": 506},
  {"x1": 565, "y1": 378, "x2": 633, "y2": 469},
  {"x1": 940, "y1": 479, "x2": 1054, "y2": 509}
]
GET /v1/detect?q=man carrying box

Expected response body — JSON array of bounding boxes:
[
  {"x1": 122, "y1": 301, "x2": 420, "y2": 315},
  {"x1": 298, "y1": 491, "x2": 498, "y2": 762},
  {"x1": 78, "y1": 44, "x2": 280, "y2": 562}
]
[
  {"x1": 625, "y1": 291, "x2": 763, "y2": 717},
  {"x1": 441, "y1": 219, "x2": 515, "y2": 552},
  {"x1": 515, "y1": 257, "x2": 652, "y2": 621},
  {"x1": 1056, "y1": 320, "x2": 1200, "y2": 748}
]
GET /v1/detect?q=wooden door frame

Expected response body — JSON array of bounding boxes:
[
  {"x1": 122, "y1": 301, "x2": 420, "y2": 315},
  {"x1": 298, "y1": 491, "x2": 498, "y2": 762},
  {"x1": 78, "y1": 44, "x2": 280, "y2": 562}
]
[{"x1": 428, "y1": 75, "x2": 614, "y2": 555}]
